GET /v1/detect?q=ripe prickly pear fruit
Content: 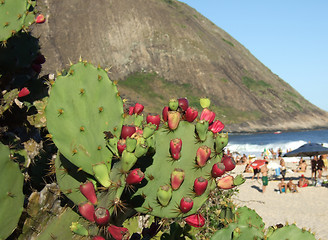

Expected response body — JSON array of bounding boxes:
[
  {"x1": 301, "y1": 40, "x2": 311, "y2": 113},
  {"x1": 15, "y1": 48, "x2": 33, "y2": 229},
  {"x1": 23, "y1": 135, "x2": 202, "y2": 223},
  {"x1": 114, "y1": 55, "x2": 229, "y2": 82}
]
[
  {"x1": 180, "y1": 197, "x2": 193, "y2": 213},
  {"x1": 121, "y1": 150, "x2": 138, "y2": 172},
  {"x1": 117, "y1": 139, "x2": 126, "y2": 155},
  {"x1": 200, "y1": 97, "x2": 211, "y2": 109},
  {"x1": 157, "y1": 185, "x2": 172, "y2": 206},
  {"x1": 185, "y1": 107, "x2": 198, "y2": 122},
  {"x1": 128, "y1": 106, "x2": 134, "y2": 115},
  {"x1": 178, "y1": 98, "x2": 189, "y2": 111},
  {"x1": 170, "y1": 138, "x2": 182, "y2": 154},
  {"x1": 92, "y1": 236, "x2": 105, "y2": 240},
  {"x1": 167, "y1": 111, "x2": 180, "y2": 130},
  {"x1": 143, "y1": 123, "x2": 157, "y2": 138},
  {"x1": 200, "y1": 108, "x2": 215, "y2": 124},
  {"x1": 93, "y1": 163, "x2": 111, "y2": 188},
  {"x1": 126, "y1": 168, "x2": 145, "y2": 185},
  {"x1": 217, "y1": 175, "x2": 235, "y2": 189},
  {"x1": 211, "y1": 163, "x2": 225, "y2": 178},
  {"x1": 35, "y1": 14, "x2": 46, "y2": 23},
  {"x1": 18, "y1": 87, "x2": 30, "y2": 98},
  {"x1": 70, "y1": 222, "x2": 89, "y2": 236},
  {"x1": 133, "y1": 103, "x2": 144, "y2": 115},
  {"x1": 121, "y1": 125, "x2": 136, "y2": 139},
  {"x1": 208, "y1": 120, "x2": 225, "y2": 134},
  {"x1": 233, "y1": 174, "x2": 246, "y2": 186},
  {"x1": 108, "y1": 225, "x2": 130, "y2": 240},
  {"x1": 215, "y1": 132, "x2": 229, "y2": 153},
  {"x1": 79, "y1": 181, "x2": 98, "y2": 205},
  {"x1": 171, "y1": 152, "x2": 181, "y2": 160},
  {"x1": 146, "y1": 114, "x2": 160, "y2": 129},
  {"x1": 125, "y1": 137, "x2": 137, "y2": 152},
  {"x1": 94, "y1": 207, "x2": 110, "y2": 226},
  {"x1": 185, "y1": 213, "x2": 205, "y2": 228},
  {"x1": 196, "y1": 145, "x2": 211, "y2": 167},
  {"x1": 162, "y1": 106, "x2": 169, "y2": 122},
  {"x1": 194, "y1": 177, "x2": 208, "y2": 196},
  {"x1": 171, "y1": 168, "x2": 185, "y2": 190},
  {"x1": 78, "y1": 202, "x2": 95, "y2": 222},
  {"x1": 169, "y1": 99, "x2": 179, "y2": 111},
  {"x1": 196, "y1": 120, "x2": 209, "y2": 142},
  {"x1": 222, "y1": 155, "x2": 236, "y2": 171}
]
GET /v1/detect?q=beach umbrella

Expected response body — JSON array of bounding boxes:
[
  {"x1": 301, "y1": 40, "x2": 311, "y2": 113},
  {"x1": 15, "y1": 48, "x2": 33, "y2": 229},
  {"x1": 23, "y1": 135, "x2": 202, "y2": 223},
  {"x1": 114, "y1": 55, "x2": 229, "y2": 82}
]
[
  {"x1": 250, "y1": 159, "x2": 267, "y2": 169},
  {"x1": 283, "y1": 143, "x2": 328, "y2": 157}
]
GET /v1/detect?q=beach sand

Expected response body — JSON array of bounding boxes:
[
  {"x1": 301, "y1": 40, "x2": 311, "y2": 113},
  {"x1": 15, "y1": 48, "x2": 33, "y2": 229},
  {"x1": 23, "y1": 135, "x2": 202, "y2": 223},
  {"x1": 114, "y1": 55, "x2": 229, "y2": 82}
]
[{"x1": 230, "y1": 161, "x2": 328, "y2": 240}]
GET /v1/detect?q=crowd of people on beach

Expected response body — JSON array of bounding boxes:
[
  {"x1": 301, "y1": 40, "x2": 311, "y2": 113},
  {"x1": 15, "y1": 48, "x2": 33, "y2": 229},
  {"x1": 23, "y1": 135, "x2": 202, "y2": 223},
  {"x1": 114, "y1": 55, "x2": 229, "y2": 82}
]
[{"x1": 227, "y1": 148, "x2": 327, "y2": 194}]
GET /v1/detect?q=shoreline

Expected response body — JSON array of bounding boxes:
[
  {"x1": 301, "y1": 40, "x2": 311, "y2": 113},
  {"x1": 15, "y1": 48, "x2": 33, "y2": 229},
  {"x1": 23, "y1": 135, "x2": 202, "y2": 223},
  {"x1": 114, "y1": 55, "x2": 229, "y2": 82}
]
[{"x1": 230, "y1": 163, "x2": 328, "y2": 240}]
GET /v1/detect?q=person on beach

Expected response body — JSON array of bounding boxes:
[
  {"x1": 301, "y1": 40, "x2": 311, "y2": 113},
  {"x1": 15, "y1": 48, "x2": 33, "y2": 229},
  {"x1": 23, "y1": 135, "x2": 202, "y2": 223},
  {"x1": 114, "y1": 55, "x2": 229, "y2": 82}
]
[
  {"x1": 294, "y1": 158, "x2": 307, "y2": 172},
  {"x1": 261, "y1": 161, "x2": 269, "y2": 193},
  {"x1": 311, "y1": 156, "x2": 318, "y2": 180},
  {"x1": 287, "y1": 179, "x2": 298, "y2": 193},
  {"x1": 252, "y1": 168, "x2": 260, "y2": 180},
  {"x1": 322, "y1": 154, "x2": 328, "y2": 172},
  {"x1": 279, "y1": 157, "x2": 286, "y2": 180},
  {"x1": 317, "y1": 155, "x2": 325, "y2": 180},
  {"x1": 278, "y1": 178, "x2": 287, "y2": 193},
  {"x1": 298, "y1": 174, "x2": 309, "y2": 187}
]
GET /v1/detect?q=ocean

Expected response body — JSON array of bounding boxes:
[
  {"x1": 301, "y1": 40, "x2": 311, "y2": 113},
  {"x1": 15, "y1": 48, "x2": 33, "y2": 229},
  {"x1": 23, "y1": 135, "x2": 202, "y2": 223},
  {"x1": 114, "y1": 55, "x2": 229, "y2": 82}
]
[{"x1": 226, "y1": 129, "x2": 328, "y2": 159}]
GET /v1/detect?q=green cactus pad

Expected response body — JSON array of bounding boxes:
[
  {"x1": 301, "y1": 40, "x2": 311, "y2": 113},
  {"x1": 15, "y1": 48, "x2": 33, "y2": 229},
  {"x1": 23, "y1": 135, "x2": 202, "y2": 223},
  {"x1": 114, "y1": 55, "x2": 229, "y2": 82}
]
[
  {"x1": 267, "y1": 224, "x2": 316, "y2": 240},
  {"x1": 0, "y1": 143, "x2": 24, "y2": 240},
  {"x1": 55, "y1": 152, "x2": 92, "y2": 205},
  {"x1": 132, "y1": 121, "x2": 219, "y2": 218},
  {"x1": 235, "y1": 206, "x2": 265, "y2": 230},
  {"x1": 0, "y1": 0, "x2": 35, "y2": 43},
  {"x1": 211, "y1": 223, "x2": 264, "y2": 240},
  {"x1": 46, "y1": 62, "x2": 124, "y2": 176}
]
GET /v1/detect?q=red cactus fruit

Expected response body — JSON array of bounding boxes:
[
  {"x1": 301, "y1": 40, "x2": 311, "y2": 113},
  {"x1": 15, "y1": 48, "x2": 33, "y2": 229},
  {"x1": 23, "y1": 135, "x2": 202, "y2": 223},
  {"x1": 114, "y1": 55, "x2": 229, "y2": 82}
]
[
  {"x1": 171, "y1": 168, "x2": 185, "y2": 190},
  {"x1": 33, "y1": 54, "x2": 46, "y2": 64},
  {"x1": 222, "y1": 155, "x2": 236, "y2": 171},
  {"x1": 211, "y1": 163, "x2": 225, "y2": 178},
  {"x1": 196, "y1": 145, "x2": 211, "y2": 167},
  {"x1": 170, "y1": 138, "x2": 182, "y2": 155},
  {"x1": 18, "y1": 87, "x2": 30, "y2": 98},
  {"x1": 162, "y1": 106, "x2": 169, "y2": 122},
  {"x1": 120, "y1": 125, "x2": 136, "y2": 139},
  {"x1": 167, "y1": 111, "x2": 181, "y2": 130},
  {"x1": 128, "y1": 106, "x2": 134, "y2": 115},
  {"x1": 146, "y1": 114, "x2": 160, "y2": 129},
  {"x1": 92, "y1": 236, "x2": 105, "y2": 240},
  {"x1": 94, "y1": 207, "x2": 110, "y2": 226},
  {"x1": 171, "y1": 152, "x2": 181, "y2": 160},
  {"x1": 126, "y1": 168, "x2": 145, "y2": 185},
  {"x1": 185, "y1": 107, "x2": 198, "y2": 122},
  {"x1": 79, "y1": 181, "x2": 98, "y2": 205},
  {"x1": 216, "y1": 175, "x2": 235, "y2": 189},
  {"x1": 185, "y1": 213, "x2": 205, "y2": 228},
  {"x1": 117, "y1": 139, "x2": 126, "y2": 155},
  {"x1": 35, "y1": 14, "x2": 45, "y2": 23},
  {"x1": 133, "y1": 103, "x2": 144, "y2": 115},
  {"x1": 31, "y1": 63, "x2": 42, "y2": 73},
  {"x1": 208, "y1": 120, "x2": 225, "y2": 134},
  {"x1": 78, "y1": 202, "x2": 95, "y2": 222},
  {"x1": 180, "y1": 197, "x2": 194, "y2": 213},
  {"x1": 194, "y1": 177, "x2": 208, "y2": 196},
  {"x1": 108, "y1": 225, "x2": 130, "y2": 240},
  {"x1": 178, "y1": 98, "x2": 189, "y2": 111},
  {"x1": 200, "y1": 108, "x2": 215, "y2": 124}
]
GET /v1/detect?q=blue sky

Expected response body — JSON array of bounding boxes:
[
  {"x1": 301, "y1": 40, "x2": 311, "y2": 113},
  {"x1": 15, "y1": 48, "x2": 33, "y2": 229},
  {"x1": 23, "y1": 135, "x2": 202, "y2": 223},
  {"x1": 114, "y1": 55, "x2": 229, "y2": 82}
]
[{"x1": 179, "y1": 1, "x2": 328, "y2": 111}]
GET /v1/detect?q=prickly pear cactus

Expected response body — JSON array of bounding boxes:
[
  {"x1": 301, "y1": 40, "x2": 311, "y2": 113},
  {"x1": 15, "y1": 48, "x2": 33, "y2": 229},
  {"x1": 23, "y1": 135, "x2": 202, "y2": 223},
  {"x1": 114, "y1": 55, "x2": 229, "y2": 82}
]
[
  {"x1": 0, "y1": 143, "x2": 24, "y2": 240},
  {"x1": 0, "y1": 0, "x2": 35, "y2": 43},
  {"x1": 267, "y1": 224, "x2": 316, "y2": 240},
  {"x1": 46, "y1": 61, "x2": 124, "y2": 178}
]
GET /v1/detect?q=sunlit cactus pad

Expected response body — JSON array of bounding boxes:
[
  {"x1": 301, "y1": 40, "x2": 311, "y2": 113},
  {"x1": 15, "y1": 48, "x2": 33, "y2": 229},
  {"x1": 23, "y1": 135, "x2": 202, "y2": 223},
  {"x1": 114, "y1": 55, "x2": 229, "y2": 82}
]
[{"x1": 46, "y1": 61, "x2": 124, "y2": 175}]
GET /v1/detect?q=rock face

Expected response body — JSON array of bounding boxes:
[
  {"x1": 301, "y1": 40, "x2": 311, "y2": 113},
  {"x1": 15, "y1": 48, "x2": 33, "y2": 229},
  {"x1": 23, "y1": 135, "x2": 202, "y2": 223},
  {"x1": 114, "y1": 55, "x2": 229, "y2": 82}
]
[{"x1": 32, "y1": 0, "x2": 328, "y2": 132}]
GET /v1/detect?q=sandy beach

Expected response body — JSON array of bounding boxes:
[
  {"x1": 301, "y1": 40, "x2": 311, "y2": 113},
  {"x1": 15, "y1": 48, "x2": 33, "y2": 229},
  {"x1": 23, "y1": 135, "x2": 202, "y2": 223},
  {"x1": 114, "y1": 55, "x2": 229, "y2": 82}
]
[{"x1": 230, "y1": 160, "x2": 328, "y2": 240}]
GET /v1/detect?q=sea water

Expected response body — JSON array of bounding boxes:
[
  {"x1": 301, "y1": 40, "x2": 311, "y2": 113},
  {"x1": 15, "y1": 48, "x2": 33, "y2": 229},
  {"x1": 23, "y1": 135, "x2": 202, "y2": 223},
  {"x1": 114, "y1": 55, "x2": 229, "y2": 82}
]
[{"x1": 227, "y1": 129, "x2": 328, "y2": 159}]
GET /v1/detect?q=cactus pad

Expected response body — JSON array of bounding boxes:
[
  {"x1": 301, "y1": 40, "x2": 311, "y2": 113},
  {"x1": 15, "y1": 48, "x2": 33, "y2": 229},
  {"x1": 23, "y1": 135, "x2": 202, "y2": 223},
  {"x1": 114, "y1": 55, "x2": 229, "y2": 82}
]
[
  {"x1": 46, "y1": 61, "x2": 124, "y2": 176},
  {"x1": 267, "y1": 224, "x2": 316, "y2": 240}
]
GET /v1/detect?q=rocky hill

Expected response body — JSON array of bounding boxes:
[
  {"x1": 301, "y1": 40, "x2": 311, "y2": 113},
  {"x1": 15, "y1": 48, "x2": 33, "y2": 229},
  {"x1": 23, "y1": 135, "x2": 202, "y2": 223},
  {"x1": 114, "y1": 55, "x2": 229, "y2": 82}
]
[{"x1": 32, "y1": 0, "x2": 328, "y2": 132}]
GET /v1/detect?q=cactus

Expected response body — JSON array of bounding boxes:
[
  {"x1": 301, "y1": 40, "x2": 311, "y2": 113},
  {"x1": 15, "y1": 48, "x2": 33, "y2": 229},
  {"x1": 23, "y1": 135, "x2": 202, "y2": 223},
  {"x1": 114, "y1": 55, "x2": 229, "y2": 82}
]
[
  {"x1": 267, "y1": 223, "x2": 316, "y2": 240},
  {"x1": 0, "y1": 143, "x2": 24, "y2": 240},
  {"x1": 0, "y1": 0, "x2": 35, "y2": 43},
  {"x1": 46, "y1": 61, "x2": 124, "y2": 178}
]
